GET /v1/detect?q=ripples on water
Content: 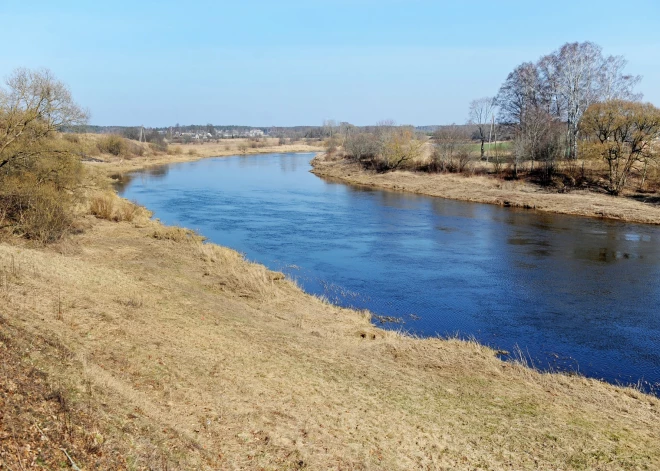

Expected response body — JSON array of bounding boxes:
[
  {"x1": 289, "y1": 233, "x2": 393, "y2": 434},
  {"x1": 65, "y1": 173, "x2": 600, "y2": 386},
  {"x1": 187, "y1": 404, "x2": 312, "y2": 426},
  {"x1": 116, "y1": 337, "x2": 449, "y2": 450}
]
[{"x1": 118, "y1": 153, "x2": 660, "y2": 393}]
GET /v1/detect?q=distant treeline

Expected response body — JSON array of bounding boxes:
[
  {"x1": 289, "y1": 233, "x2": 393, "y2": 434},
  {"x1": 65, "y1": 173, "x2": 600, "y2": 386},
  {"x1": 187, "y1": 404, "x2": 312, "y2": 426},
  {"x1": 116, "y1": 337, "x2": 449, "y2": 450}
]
[{"x1": 62, "y1": 123, "x2": 506, "y2": 141}]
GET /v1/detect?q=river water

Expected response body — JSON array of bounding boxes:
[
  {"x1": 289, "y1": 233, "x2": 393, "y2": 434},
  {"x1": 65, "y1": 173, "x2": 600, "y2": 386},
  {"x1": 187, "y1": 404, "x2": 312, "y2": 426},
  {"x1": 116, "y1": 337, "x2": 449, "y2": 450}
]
[{"x1": 117, "y1": 152, "x2": 660, "y2": 391}]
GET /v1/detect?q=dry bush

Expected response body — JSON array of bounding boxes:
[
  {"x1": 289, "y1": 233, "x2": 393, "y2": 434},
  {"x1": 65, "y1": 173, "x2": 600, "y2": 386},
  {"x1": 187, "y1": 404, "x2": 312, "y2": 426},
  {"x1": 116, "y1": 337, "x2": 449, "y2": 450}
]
[
  {"x1": 0, "y1": 143, "x2": 83, "y2": 243},
  {"x1": 96, "y1": 135, "x2": 126, "y2": 156},
  {"x1": 128, "y1": 141, "x2": 145, "y2": 157},
  {"x1": 63, "y1": 133, "x2": 81, "y2": 144},
  {"x1": 148, "y1": 141, "x2": 167, "y2": 154},
  {"x1": 96, "y1": 135, "x2": 146, "y2": 158},
  {"x1": 187, "y1": 148, "x2": 198, "y2": 156},
  {"x1": 167, "y1": 146, "x2": 183, "y2": 155},
  {"x1": 0, "y1": 177, "x2": 75, "y2": 243}
]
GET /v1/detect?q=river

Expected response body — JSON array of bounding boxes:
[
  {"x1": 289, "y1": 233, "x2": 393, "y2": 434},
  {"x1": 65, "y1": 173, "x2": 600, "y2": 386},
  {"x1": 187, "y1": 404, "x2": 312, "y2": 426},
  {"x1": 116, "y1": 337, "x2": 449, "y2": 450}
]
[{"x1": 117, "y1": 152, "x2": 660, "y2": 392}]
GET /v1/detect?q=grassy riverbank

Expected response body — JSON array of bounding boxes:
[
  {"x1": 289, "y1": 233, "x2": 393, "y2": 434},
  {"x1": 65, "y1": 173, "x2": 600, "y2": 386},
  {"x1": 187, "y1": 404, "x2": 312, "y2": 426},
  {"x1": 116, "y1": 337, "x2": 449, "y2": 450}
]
[
  {"x1": 1, "y1": 152, "x2": 660, "y2": 470},
  {"x1": 82, "y1": 135, "x2": 325, "y2": 174},
  {"x1": 311, "y1": 156, "x2": 660, "y2": 225}
]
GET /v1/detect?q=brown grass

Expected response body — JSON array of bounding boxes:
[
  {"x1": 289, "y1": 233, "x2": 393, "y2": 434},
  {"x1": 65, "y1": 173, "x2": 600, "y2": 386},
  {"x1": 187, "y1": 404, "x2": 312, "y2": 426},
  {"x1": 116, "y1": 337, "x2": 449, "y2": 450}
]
[
  {"x1": 89, "y1": 192, "x2": 147, "y2": 223},
  {"x1": 0, "y1": 211, "x2": 659, "y2": 469},
  {"x1": 1, "y1": 141, "x2": 659, "y2": 469},
  {"x1": 311, "y1": 157, "x2": 660, "y2": 225},
  {"x1": 80, "y1": 134, "x2": 325, "y2": 175}
]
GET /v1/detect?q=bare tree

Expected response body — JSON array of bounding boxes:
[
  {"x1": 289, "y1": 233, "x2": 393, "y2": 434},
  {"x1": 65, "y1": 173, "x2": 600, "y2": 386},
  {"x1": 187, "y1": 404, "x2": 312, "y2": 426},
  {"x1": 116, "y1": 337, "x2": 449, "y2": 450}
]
[
  {"x1": 495, "y1": 62, "x2": 545, "y2": 127},
  {"x1": 433, "y1": 125, "x2": 472, "y2": 172},
  {"x1": 539, "y1": 42, "x2": 641, "y2": 159},
  {"x1": 0, "y1": 68, "x2": 88, "y2": 171},
  {"x1": 322, "y1": 119, "x2": 337, "y2": 138},
  {"x1": 468, "y1": 97, "x2": 495, "y2": 161}
]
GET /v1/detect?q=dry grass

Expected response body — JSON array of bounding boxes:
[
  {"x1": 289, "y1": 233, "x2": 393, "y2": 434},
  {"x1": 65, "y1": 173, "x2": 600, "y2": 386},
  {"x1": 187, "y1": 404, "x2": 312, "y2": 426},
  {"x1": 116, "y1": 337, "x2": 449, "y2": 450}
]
[
  {"x1": 311, "y1": 157, "x2": 660, "y2": 225},
  {"x1": 89, "y1": 192, "x2": 147, "y2": 223},
  {"x1": 0, "y1": 212, "x2": 659, "y2": 469},
  {"x1": 80, "y1": 134, "x2": 324, "y2": 175}
]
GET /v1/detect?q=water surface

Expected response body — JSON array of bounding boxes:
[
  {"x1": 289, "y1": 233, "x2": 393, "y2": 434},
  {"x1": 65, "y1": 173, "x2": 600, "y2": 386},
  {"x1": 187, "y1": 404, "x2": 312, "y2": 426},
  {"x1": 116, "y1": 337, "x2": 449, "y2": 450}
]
[{"x1": 118, "y1": 153, "x2": 660, "y2": 391}]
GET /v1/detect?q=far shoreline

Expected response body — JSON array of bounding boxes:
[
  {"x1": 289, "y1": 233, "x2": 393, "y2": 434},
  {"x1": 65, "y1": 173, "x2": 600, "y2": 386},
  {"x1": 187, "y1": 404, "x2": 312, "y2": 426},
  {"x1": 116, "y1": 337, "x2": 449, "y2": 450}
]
[
  {"x1": 310, "y1": 156, "x2": 660, "y2": 226},
  {"x1": 85, "y1": 140, "x2": 325, "y2": 176}
]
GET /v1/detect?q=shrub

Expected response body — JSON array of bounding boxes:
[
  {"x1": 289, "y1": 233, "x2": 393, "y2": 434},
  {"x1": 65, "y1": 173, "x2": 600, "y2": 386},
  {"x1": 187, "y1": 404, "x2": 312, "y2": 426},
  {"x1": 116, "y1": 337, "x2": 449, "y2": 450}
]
[
  {"x1": 172, "y1": 146, "x2": 183, "y2": 155},
  {"x1": 148, "y1": 141, "x2": 167, "y2": 153},
  {"x1": 96, "y1": 135, "x2": 126, "y2": 156},
  {"x1": 0, "y1": 176, "x2": 74, "y2": 243},
  {"x1": 63, "y1": 133, "x2": 80, "y2": 144}
]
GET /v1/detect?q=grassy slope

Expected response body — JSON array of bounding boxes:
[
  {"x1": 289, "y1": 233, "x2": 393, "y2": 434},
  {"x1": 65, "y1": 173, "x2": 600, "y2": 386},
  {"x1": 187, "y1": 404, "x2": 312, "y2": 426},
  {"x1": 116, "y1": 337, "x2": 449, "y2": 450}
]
[
  {"x1": 1, "y1": 152, "x2": 659, "y2": 470},
  {"x1": 311, "y1": 157, "x2": 660, "y2": 225}
]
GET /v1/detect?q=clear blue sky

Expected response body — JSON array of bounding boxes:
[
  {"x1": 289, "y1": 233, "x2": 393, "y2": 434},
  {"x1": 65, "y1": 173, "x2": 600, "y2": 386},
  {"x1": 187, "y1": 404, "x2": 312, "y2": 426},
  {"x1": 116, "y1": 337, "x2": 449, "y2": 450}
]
[{"x1": 1, "y1": 1, "x2": 658, "y2": 127}]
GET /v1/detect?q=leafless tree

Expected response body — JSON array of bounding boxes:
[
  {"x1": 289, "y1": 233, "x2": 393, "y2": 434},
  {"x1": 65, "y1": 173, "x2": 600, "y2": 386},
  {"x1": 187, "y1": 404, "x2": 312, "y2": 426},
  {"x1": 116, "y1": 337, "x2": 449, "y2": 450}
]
[
  {"x1": 0, "y1": 68, "x2": 88, "y2": 171},
  {"x1": 467, "y1": 97, "x2": 495, "y2": 161},
  {"x1": 539, "y1": 42, "x2": 641, "y2": 159},
  {"x1": 495, "y1": 62, "x2": 545, "y2": 127},
  {"x1": 322, "y1": 119, "x2": 337, "y2": 138}
]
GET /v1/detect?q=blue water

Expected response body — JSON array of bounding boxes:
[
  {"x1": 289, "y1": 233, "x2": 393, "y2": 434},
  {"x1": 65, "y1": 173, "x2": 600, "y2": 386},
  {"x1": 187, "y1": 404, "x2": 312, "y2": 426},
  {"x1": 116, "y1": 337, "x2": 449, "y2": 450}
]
[{"x1": 117, "y1": 152, "x2": 660, "y2": 392}]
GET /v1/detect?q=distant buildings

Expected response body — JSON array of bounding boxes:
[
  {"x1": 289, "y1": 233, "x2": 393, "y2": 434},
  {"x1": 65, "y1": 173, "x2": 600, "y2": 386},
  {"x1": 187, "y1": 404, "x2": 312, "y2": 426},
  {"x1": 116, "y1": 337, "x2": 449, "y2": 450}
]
[{"x1": 170, "y1": 128, "x2": 266, "y2": 141}]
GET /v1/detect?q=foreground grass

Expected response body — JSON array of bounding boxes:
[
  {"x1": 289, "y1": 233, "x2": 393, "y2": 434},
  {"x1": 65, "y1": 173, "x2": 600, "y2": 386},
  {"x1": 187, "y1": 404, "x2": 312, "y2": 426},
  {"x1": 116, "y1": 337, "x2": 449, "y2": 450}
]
[
  {"x1": 311, "y1": 157, "x2": 660, "y2": 225},
  {"x1": 1, "y1": 194, "x2": 659, "y2": 469}
]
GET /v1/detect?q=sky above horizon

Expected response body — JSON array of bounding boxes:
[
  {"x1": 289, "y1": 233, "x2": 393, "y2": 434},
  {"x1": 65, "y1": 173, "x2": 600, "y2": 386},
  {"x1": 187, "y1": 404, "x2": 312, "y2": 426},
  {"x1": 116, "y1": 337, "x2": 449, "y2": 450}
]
[{"x1": 2, "y1": 1, "x2": 659, "y2": 127}]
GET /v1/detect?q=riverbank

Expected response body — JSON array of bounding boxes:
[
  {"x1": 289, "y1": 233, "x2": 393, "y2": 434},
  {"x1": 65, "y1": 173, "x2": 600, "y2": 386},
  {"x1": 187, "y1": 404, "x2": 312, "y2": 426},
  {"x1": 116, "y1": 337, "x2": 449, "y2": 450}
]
[
  {"x1": 87, "y1": 138, "x2": 325, "y2": 175},
  {"x1": 1, "y1": 158, "x2": 659, "y2": 469},
  {"x1": 311, "y1": 157, "x2": 660, "y2": 225}
]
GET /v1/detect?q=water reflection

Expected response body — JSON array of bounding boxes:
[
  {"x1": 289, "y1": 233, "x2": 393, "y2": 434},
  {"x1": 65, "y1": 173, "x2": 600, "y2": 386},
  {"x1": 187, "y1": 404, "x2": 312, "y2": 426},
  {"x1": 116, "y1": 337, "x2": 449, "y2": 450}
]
[{"x1": 118, "y1": 153, "x2": 660, "y2": 393}]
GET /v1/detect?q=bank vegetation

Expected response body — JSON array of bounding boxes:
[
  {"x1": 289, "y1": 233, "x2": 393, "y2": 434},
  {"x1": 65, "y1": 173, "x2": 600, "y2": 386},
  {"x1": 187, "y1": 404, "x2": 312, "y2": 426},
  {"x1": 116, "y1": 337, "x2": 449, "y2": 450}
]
[{"x1": 315, "y1": 42, "x2": 660, "y2": 223}]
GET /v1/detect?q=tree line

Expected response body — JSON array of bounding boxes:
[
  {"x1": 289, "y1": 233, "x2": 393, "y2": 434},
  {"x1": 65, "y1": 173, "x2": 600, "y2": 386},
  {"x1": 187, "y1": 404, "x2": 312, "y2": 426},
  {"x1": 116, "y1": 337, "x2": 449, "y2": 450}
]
[{"x1": 330, "y1": 41, "x2": 660, "y2": 196}]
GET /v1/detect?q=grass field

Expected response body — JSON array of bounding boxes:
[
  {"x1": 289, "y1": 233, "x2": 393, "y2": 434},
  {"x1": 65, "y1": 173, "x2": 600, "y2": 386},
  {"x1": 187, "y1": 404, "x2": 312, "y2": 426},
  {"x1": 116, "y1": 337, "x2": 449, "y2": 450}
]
[{"x1": 0, "y1": 146, "x2": 659, "y2": 469}]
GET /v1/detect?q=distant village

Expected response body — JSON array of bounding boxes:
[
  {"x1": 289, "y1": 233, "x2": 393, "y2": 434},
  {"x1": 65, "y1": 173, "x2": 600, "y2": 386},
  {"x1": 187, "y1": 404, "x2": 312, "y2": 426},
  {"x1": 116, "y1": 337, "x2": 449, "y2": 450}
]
[{"x1": 163, "y1": 127, "x2": 266, "y2": 142}]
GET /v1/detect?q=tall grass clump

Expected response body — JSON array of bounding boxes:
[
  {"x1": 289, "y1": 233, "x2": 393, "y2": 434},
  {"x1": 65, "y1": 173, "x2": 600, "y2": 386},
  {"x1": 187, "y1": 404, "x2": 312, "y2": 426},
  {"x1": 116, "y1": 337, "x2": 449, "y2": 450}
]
[{"x1": 89, "y1": 193, "x2": 144, "y2": 222}]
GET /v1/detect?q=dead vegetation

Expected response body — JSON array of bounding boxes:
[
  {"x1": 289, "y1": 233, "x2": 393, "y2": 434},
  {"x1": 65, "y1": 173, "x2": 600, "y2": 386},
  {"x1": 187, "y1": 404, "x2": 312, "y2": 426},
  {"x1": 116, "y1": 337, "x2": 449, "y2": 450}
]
[
  {"x1": 1, "y1": 209, "x2": 659, "y2": 469},
  {"x1": 89, "y1": 192, "x2": 146, "y2": 223}
]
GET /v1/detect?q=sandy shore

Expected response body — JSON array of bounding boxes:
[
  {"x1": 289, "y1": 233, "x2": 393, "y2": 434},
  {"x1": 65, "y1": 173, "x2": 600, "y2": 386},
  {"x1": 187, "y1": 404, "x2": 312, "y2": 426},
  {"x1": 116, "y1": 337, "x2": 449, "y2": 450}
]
[
  {"x1": 311, "y1": 157, "x2": 660, "y2": 225},
  {"x1": 1, "y1": 152, "x2": 659, "y2": 469}
]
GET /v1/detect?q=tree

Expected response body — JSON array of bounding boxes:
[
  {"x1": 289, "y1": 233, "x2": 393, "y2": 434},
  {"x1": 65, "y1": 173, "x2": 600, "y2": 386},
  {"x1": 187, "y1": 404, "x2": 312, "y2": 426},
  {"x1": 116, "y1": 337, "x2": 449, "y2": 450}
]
[
  {"x1": 497, "y1": 42, "x2": 641, "y2": 160},
  {"x1": 344, "y1": 133, "x2": 380, "y2": 163},
  {"x1": 0, "y1": 68, "x2": 88, "y2": 171},
  {"x1": 467, "y1": 97, "x2": 495, "y2": 160},
  {"x1": 322, "y1": 119, "x2": 337, "y2": 138},
  {"x1": 539, "y1": 42, "x2": 641, "y2": 159},
  {"x1": 495, "y1": 62, "x2": 544, "y2": 127},
  {"x1": 379, "y1": 127, "x2": 425, "y2": 171},
  {"x1": 580, "y1": 100, "x2": 660, "y2": 195},
  {"x1": 433, "y1": 125, "x2": 472, "y2": 172}
]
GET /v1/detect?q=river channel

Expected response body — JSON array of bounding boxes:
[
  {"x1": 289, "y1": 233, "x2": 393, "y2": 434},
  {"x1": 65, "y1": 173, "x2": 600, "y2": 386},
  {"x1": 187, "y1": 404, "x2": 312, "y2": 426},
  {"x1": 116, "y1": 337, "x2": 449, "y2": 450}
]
[{"x1": 117, "y1": 152, "x2": 660, "y2": 392}]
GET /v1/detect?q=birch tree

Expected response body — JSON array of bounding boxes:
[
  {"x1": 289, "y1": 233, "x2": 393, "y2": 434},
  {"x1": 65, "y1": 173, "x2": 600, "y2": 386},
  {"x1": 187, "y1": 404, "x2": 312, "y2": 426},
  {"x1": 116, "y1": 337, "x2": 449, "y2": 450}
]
[{"x1": 538, "y1": 42, "x2": 641, "y2": 159}]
